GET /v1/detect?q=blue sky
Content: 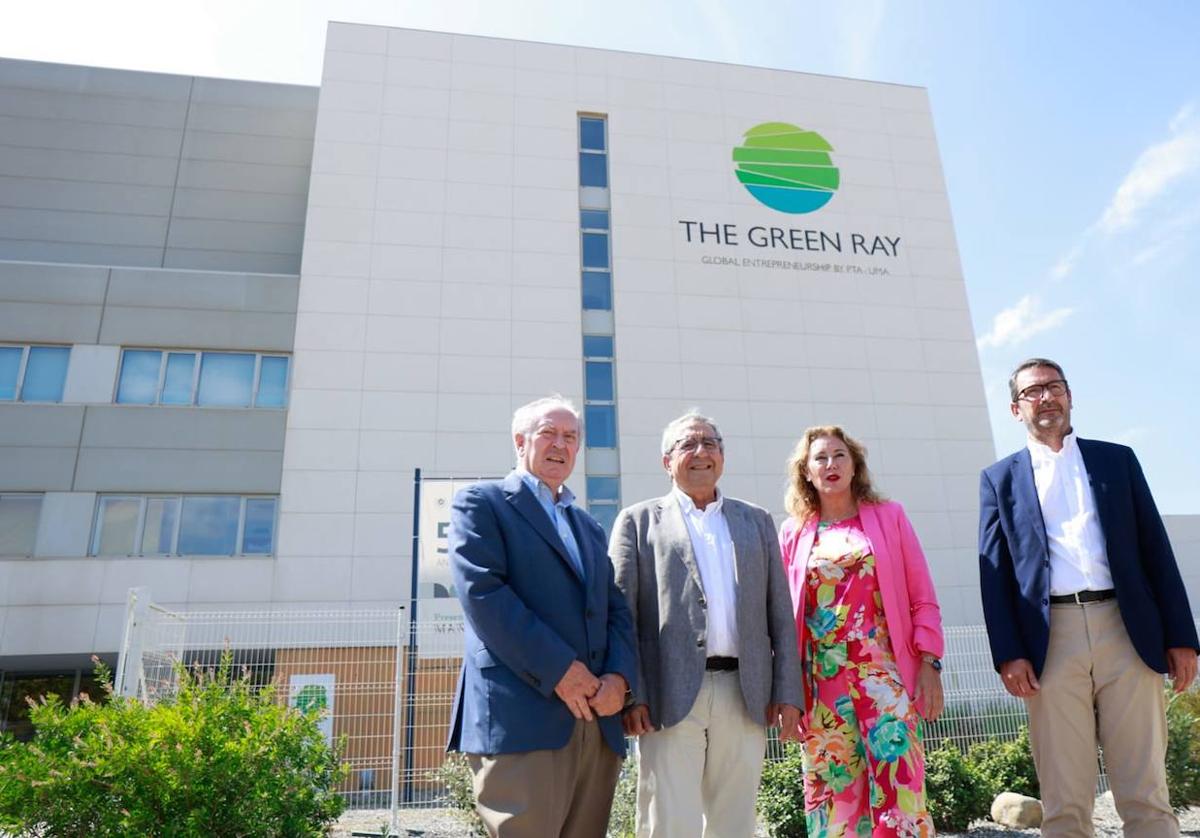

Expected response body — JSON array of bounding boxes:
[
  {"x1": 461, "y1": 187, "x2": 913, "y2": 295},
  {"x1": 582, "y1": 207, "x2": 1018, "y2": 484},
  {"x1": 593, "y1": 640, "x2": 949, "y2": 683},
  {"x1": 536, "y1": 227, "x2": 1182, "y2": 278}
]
[{"x1": 3, "y1": 1, "x2": 1197, "y2": 511}]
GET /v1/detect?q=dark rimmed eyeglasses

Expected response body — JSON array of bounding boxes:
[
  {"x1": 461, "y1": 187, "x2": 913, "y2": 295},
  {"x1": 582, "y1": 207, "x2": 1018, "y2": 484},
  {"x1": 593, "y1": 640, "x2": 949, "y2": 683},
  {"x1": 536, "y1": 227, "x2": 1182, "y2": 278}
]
[
  {"x1": 671, "y1": 436, "x2": 723, "y2": 454},
  {"x1": 1015, "y1": 379, "x2": 1068, "y2": 403}
]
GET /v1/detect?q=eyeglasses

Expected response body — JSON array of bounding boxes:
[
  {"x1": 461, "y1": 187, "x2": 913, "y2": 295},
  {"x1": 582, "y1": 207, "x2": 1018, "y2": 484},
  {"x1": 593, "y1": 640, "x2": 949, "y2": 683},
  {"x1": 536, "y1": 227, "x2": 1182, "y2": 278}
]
[
  {"x1": 672, "y1": 436, "x2": 722, "y2": 454},
  {"x1": 1015, "y1": 379, "x2": 1069, "y2": 402}
]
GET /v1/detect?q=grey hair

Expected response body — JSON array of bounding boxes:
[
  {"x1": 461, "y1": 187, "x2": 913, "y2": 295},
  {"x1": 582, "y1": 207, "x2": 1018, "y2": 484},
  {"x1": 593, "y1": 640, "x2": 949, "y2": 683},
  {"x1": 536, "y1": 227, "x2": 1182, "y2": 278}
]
[
  {"x1": 511, "y1": 395, "x2": 580, "y2": 456},
  {"x1": 660, "y1": 410, "x2": 723, "y2": 456},
  {"x1": 1008, "y1": 357, "x2": 1067, "y2": 401}
]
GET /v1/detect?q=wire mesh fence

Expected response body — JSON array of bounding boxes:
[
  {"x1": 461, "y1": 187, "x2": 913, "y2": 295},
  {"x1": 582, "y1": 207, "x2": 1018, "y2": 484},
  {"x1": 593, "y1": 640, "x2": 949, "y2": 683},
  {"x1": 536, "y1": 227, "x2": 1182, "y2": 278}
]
[{"x1": 119, "y1": 596, "x2": 1197, "y2": 816}]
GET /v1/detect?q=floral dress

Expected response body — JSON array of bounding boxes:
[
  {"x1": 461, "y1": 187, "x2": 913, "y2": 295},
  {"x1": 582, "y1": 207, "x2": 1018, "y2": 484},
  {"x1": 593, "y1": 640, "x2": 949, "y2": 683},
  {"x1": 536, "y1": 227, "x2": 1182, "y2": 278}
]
[{"x1": 802, "y1": 517, "x2": 933, "y2": 837}]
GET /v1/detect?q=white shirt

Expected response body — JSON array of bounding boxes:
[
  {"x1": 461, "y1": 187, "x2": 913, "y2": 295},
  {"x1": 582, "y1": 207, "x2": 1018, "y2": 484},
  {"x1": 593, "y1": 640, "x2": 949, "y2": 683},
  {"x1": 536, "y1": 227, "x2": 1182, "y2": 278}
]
[
  {"x1": 673, "y1": 486, "x2": 739, "y2": 657},
  {"x1": 1027, "y1": 432, "x2": 1113, "y2": 595}
]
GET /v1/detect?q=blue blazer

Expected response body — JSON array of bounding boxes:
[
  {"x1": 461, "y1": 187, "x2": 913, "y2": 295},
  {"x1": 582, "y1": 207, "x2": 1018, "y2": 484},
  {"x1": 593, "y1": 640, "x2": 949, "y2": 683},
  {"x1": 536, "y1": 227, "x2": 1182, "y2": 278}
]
[
  {"x1": 446, "y1": 471, "x2": 637, "y2": 756},
  {"x1": 979, "y1": 438, "x2": 1198, "y2": 677}
]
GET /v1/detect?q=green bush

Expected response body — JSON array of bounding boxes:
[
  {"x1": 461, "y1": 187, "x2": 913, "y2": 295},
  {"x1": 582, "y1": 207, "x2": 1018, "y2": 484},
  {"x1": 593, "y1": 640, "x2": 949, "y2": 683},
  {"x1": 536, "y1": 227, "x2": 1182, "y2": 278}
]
[
  {"x1": 757, "y1": 741, "x2": 807, "y2": 838},
  {"x1": 607, "y1": 757, "x2": 638, "y2": 838},
  {"x1": 967, "y1": 726, "x2": 1039, "y2": 799},
  {"x1": 0, "y1": 656, "x2": 345, "y2": 837},
  {"x1": 429, "y1": 753, "x2": 485, "y2": 837},
  {"x1": 1165, "y1": 688, "x2": 1200, "y2": 812},
  {"x1": 925, "y1": 740, "x2": 991, "y2": 833}
]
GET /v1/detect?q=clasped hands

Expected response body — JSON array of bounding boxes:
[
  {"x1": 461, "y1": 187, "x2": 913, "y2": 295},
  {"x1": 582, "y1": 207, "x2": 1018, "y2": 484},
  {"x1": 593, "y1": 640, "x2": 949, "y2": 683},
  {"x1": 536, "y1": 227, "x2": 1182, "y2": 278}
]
[{"x1": 554, "y1": 660, "x2": 627, "y2": 720}]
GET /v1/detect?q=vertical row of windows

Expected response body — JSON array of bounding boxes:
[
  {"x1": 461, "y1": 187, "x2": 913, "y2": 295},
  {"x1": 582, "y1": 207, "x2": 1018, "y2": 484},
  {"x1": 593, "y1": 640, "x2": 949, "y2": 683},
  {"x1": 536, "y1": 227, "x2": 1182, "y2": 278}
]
[
  {"x1": 579, "y1": 115, "x2": 621, "y2": 533},
  {"x1": 0, "y1": 345, "x2": 70, "y2": 403}
]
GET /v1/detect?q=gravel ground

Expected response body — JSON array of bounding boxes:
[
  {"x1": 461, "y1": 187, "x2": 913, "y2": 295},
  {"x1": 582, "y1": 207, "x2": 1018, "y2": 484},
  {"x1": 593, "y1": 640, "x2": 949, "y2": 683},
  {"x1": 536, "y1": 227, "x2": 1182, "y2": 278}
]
[{"x1": 333, "y1": 795, "x2": 1200, "y2": 836}]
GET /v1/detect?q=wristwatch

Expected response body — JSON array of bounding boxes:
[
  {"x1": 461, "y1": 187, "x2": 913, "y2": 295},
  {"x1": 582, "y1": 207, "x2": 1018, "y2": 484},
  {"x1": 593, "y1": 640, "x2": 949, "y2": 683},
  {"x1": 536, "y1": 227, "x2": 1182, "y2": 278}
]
[{"x1": 922, "y1": 654, "x2": 943, "y2": 673}]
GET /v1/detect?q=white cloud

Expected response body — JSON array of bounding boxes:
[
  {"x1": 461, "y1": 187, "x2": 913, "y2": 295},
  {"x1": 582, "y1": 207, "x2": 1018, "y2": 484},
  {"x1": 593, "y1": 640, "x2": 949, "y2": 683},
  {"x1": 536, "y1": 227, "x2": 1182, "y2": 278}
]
[
  {"x1": 1097, "y1": 103, "x2": 1200, "y2": 234},
  {"x1": 976, "y1": 293, "x2": 1074, "y2": 350},
  {"x1": 1046, "y1": 103, "x2": 1200, "y2": 282},
  {"x1": 1049, "y1": 241, "x2": 1084, "y2": 281}
]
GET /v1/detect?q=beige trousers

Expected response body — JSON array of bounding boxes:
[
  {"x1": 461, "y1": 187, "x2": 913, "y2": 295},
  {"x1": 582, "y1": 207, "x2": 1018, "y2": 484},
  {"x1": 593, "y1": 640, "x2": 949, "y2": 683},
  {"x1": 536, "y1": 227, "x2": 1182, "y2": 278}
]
[
  {"x1": 636, "y1": 670, "x2": 768, "y2": 838},
  {"x1": 1026, "y1": 599, "x2": 1177, "y2": 838},
  {"x1": 468, "y1": 719, "x2": 622, "y2": 838}
]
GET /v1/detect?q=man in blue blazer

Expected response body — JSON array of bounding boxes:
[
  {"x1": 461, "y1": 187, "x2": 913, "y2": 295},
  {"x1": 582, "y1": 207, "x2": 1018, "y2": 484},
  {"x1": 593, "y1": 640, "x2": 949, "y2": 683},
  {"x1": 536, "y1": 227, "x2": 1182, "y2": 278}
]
[
  {"x1": 447, "y1": 395, "x2": 637, "y2": 838},
  {"x1": 979, "y1": 358, "x2": 1198, "y2": 837}
]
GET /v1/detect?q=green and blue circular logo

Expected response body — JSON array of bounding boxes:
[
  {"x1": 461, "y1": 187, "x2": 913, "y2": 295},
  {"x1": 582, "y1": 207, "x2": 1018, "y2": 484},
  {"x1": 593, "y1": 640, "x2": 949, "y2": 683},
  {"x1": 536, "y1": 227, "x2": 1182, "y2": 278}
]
[{"x1": 733, "y1": 122, "x2": 839, "y2": 214}]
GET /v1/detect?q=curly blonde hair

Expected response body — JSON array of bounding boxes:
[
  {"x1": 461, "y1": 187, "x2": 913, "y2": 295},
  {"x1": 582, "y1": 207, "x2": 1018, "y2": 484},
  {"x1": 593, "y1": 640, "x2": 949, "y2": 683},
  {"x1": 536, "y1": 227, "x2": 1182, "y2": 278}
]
[{"x1": 784, "y1": 425, "x2": 884, "y2": 522}]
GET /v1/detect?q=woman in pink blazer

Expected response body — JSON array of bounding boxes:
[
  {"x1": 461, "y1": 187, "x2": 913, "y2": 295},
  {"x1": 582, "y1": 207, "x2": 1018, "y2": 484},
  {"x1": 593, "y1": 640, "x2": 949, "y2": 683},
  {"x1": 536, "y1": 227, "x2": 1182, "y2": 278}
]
[{"x1": 779, "y1": 425, "x2": 944, "y2": 836}]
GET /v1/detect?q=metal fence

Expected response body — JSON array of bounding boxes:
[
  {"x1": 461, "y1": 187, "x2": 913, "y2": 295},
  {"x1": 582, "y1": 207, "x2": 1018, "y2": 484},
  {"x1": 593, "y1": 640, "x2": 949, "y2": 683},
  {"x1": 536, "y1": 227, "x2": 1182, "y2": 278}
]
[{"x1": 119, "y1": 591, "x2": 1195, "y2": 823}]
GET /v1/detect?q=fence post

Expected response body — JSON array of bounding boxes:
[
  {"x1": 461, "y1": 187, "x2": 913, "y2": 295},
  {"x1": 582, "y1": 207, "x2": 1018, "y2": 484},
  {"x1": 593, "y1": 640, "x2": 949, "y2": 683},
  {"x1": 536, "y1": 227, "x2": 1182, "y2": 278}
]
[
  {"x1": 389, "y1": 605, "x2": 407, "y2": 837},
  {"x1": 114, "y1": 586, "x2": 151, "y2": 699},
  {"x1": 402, "y1": 468, "x2": 422, "y2": 805}
]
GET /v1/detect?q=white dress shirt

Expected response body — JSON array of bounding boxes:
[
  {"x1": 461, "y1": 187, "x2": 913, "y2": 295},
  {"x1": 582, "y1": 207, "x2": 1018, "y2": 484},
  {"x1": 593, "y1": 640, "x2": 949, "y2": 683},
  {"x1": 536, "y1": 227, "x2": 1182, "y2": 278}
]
[
  {"x1": 1027, "y1": 432, "x2": 1113, "y2": 595},
  {"x1": 673, "y1": 486, "x2": 739, "y2": 657}
]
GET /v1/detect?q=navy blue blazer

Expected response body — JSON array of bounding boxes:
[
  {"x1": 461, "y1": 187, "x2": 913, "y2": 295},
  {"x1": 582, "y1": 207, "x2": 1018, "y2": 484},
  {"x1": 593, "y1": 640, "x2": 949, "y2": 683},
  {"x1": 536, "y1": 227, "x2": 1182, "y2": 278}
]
[
  {"x1": 446, "y1": 471, "x2": 637, "y2": 757},
  {"x1": 979, "y1": 438, "x2": 1198, "y2": 677}
]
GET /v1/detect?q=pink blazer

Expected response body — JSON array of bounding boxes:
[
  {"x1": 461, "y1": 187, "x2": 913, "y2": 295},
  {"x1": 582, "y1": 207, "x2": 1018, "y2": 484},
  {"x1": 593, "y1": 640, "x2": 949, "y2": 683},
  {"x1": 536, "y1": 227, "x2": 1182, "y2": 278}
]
[{"x1": 778, "y1": 500, "x2": 944, "y2": 714}]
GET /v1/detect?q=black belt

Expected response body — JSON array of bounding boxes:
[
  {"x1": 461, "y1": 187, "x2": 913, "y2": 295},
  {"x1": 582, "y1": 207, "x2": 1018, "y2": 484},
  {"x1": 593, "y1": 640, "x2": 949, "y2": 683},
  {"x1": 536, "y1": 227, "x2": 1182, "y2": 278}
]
[
  {"x1": 1049, "y1": 589, "x2": 1115, "y2": 605},
  {"x1": 705, "y1": 656, "x2": 738, "y2": 671}
]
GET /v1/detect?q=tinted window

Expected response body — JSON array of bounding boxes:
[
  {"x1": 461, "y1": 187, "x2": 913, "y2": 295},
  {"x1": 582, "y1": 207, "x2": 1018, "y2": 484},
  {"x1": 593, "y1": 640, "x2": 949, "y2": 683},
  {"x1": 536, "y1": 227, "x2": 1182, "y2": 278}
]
[
  {"x1": 96, "y1": 497, "x2": 140, "y2": 555},
  {"x1": 161, "y1": 353, "x2": 195, "y2": 405},
  {"x1": 197, "y1": 354, "x2": 255, "y2": 407},
  {"x1": 584, "y1": 404, "x2": 617, "y2": 447},
  {"x1": 579, "y1": 118, "x2": 606, "y2": 151},
  {"x1": 581, "y1": 233, "x2": 609, "y2": 269},
  {"x1": 116, "y1": 350, "x2": 162, "y2": 405},
  {"x1": 585, "y1": 361, "x2": 614, "y2": 401},
  {"x1": 0, "y1": 347, "x2": 21, "y2": 400},
  {"x1": 20, "y1": 347, "x2": 70, "y2": 403},
  {"x1": 242, "y1": 498, "x2": 277, "y2": 554},
  {"x1": 579, "y1": 153, "x2": 608, "y2": 187},
  {"x1": 178, "y1": 496, "x2": 241, "y2": 555},
  {"x1": 140, "y1": 497, "x2": 180, "y2": 554},
  {"x1": 581, "y1": 273, "x2": 612, "y2": 311},
  {"x1": 0, "y1": 495, "x2": 41, "y2": 556},
  {"x1": 587, "y1": 476, "x2": 620, "y2": 502},
  {"x1": 580, "y1": 210, "x2": 609, "y2": 230},
  {"x1": 582, "y1": 335, "x2": 613, "y2": 358},
  {"x1": 255, "y1": 357, "x2": 289, "y2": 408},
  {"x1": 588, "y1": 503, "x2": 617, "y2": 534}
]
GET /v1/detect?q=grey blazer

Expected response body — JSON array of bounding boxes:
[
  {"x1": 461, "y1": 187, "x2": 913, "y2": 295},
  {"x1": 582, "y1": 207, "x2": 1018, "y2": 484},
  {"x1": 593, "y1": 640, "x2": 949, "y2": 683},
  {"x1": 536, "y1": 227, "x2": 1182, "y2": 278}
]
[{"x1": 610, "y1": 492, "x2": 802, "y2": 729}]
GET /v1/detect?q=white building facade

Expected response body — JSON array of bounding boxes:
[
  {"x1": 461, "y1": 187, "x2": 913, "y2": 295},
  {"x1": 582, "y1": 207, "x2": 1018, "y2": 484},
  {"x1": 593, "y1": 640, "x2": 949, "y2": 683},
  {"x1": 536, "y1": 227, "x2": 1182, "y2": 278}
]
[{"x1": 3, "y1": 23, "x2": 1198, "y2": 722}]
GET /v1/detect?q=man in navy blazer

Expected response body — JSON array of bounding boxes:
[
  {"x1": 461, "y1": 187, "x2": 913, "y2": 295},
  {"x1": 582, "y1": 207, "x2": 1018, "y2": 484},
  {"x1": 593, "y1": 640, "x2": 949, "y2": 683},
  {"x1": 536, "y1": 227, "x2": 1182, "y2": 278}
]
[
  {"x1": 979, "y1": 358, "x2": 1198, "y2": 837},
  {"x1": 447, "y1": 395, "x2": 637, "y2": 838}
]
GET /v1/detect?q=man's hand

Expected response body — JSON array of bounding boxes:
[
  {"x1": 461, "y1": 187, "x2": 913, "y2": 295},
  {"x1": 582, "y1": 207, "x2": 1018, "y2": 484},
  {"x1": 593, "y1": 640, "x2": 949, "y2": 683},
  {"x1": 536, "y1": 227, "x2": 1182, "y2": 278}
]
[
  {"x1": 1167, "y1": 647, "x2": 1198, "y2": 693},
  {"x1": 999, "y1": 658, "x2": 1039, "y2": 698},
  {"x1": 767, "y1": 703, "x2": 802, "y2": 742},
  {"x1": 622, "y1": 703, "x2": 654, "y2": 736},
  {"x1": 554, "y1": 660, "x2": 601, "y2": 721},
  {"x1": 915, "y1": 660, "x2": 944, "y2": 721},
  {"x1": 587, "y1": 673, "x2": 628, "y2": 717}
]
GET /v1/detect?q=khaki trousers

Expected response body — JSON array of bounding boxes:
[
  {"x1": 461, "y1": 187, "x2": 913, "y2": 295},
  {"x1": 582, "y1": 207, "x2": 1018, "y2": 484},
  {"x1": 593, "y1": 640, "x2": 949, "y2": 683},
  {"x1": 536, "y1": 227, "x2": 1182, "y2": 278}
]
[
  {"x1": 468, "y1": 719, "x2": 622, "y2": 838},
  {"x1": 1026, "y1": 599, "x2": 1177, "y2": 838},
  {"x1": 636, "y1": 670, "x2": 767, "y2": 838}
]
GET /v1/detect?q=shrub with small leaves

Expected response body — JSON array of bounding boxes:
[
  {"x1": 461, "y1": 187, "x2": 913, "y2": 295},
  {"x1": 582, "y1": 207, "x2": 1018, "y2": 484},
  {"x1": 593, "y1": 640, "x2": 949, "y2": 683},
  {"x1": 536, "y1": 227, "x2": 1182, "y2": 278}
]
[
  {"x1": 925, "y1": 740, "x2": 991, "y2": 833},
  {"x1": 1165, "y1": 688, "x2": 1200, "y2": 812},
  {"x1": 606, "y1": 756, "x2": 638, "y2": 838},
  {"x1": 0, "y1": 655, "x2": 345, "y2": 837},
  {"x1": 429, "y1": 753, "x2": 485, "y2": 837},
  {"x1": 967, "y1": 725, "x2": 1039, "y2": 799},
  {"x1": 757, "y1": 741, "x2": 807, "y2": 838}
]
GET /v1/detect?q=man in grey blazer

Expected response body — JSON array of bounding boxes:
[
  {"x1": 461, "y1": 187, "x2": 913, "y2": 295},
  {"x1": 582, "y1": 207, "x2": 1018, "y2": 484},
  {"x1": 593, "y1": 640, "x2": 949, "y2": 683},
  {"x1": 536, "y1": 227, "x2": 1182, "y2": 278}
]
[{"x1": 610, "y1": 411, "x2": 802, "y2": 838}]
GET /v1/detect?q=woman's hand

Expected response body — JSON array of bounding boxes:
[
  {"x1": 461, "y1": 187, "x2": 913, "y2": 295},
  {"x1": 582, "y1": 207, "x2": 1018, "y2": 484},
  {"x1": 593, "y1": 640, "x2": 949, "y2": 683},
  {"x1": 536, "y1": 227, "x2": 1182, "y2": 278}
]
[{"x1": 915, "y1": 659, "x2": 944, "y2": 722}]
